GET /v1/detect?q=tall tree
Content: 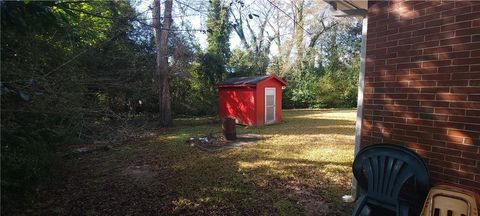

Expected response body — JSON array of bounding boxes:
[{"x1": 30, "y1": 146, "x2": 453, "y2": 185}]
[
  {"x1": 292, "y1": 0, "x2": 305, "y2": 68},
  {"x1": 201, "y1": 0, "x2": 231, "y2": 85},
  {"x1": 230, "y1": 0, "x2": 274, "y2": 75},
  {"x1": 153, "y1": 0, "x2": 173, "y2": 126}
]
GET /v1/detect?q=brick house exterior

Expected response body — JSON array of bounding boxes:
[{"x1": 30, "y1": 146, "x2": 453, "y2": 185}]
[{"x1": 361, "y1": 1, "x2": 480, "y2": 191}]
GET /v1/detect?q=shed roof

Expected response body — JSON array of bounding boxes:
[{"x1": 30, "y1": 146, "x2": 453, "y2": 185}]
[{"x1": 218, "y1": 75, "x2": 287, "y2": 87}]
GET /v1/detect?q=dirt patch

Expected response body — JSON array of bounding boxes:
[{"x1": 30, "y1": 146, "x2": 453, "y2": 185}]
[
  {"x1": 268, "y1": 178, "x2": 351, "y2": 216},
  {"x1": 288, "y1": 185, "x2": 329, "y2": 216},
  {"x1": 186, "y1": 133, "x2": 264, "y2": 152},
  {"x1": 121, "y1": 165, "x2": 156, "y2": 184}
]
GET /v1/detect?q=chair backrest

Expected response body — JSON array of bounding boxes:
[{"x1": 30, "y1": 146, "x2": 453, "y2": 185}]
[
  {"x1": 420, "y1": 185, "x2": 479, "y2": 216},
  {"x1": 353, "y1": 144, "x2": 430, "y2": 205}
]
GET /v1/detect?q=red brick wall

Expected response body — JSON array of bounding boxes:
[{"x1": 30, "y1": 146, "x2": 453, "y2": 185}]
[{"x1": 362, "y1": 0, "x2": 480, "y2": 191}]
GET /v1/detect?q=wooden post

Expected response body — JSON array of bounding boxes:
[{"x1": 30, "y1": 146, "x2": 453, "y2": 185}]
[{"x1": 222, "y1": 117, "x2": 237, "y2": 140}]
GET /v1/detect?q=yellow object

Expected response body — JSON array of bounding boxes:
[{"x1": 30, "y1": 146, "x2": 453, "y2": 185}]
[{"x1": 421, "y1": 185, "x2": 479, "y2": 216}]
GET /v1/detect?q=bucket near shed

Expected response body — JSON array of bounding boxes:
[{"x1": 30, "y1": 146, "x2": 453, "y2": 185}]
[{"x1": 222, "y1": 117, "x2": 236, "y2": 140}]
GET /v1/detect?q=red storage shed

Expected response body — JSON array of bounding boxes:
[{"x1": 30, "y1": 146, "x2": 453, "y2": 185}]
[{"x1": 218, "y1": 75, "x2": 287, "y2": 127}]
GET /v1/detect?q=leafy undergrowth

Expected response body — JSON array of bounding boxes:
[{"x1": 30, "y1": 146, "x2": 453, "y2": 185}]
[{"x1": 17, "y1": 109, "x2": 356, "y2": 216}]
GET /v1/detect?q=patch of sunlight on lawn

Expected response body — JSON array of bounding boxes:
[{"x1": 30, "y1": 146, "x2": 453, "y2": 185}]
[
  {"x1": 302, "y1": 147, "x2": 353, "y2": 163},
  {"x1": 231, "y1": 109, "x2": 356, "y2": 214},
  {"x1": 238, "y1": 160, "x2": 279, "y2": 169},
  {"x1": 288, "y1": 109, "x2": 356, "y2": 120}
]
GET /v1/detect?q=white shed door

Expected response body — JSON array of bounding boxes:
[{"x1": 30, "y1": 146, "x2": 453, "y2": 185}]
[{"x1": 265, "y1": 88, "x2": 276, "y2": 124}]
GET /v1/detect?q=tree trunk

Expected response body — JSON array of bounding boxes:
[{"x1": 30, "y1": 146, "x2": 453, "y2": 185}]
[
  {"x1": 293, "y1": 0, "x2": 305, "y2": 69},
  {"x1": 153, "y1": 0, "x2": 173, "y2": 127}
]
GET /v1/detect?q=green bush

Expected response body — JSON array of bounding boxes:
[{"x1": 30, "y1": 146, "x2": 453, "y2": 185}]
[{"x1": 1, "y1": 111, "x2": 76, "y2": 211}]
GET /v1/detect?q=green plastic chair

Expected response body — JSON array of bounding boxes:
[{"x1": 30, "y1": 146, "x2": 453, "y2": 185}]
[{"x1": 352, "y1": 144, "x2": 430, "y2": 216}]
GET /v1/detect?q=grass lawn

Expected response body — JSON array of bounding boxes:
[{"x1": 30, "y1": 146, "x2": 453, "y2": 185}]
[{"x1": 28, "y1": 109, "x2": 356, "y2": 215}]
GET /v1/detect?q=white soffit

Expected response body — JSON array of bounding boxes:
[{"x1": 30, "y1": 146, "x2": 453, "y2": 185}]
[{"x1": 326, "y1": 0, "x2": 368, "y2": 17}]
